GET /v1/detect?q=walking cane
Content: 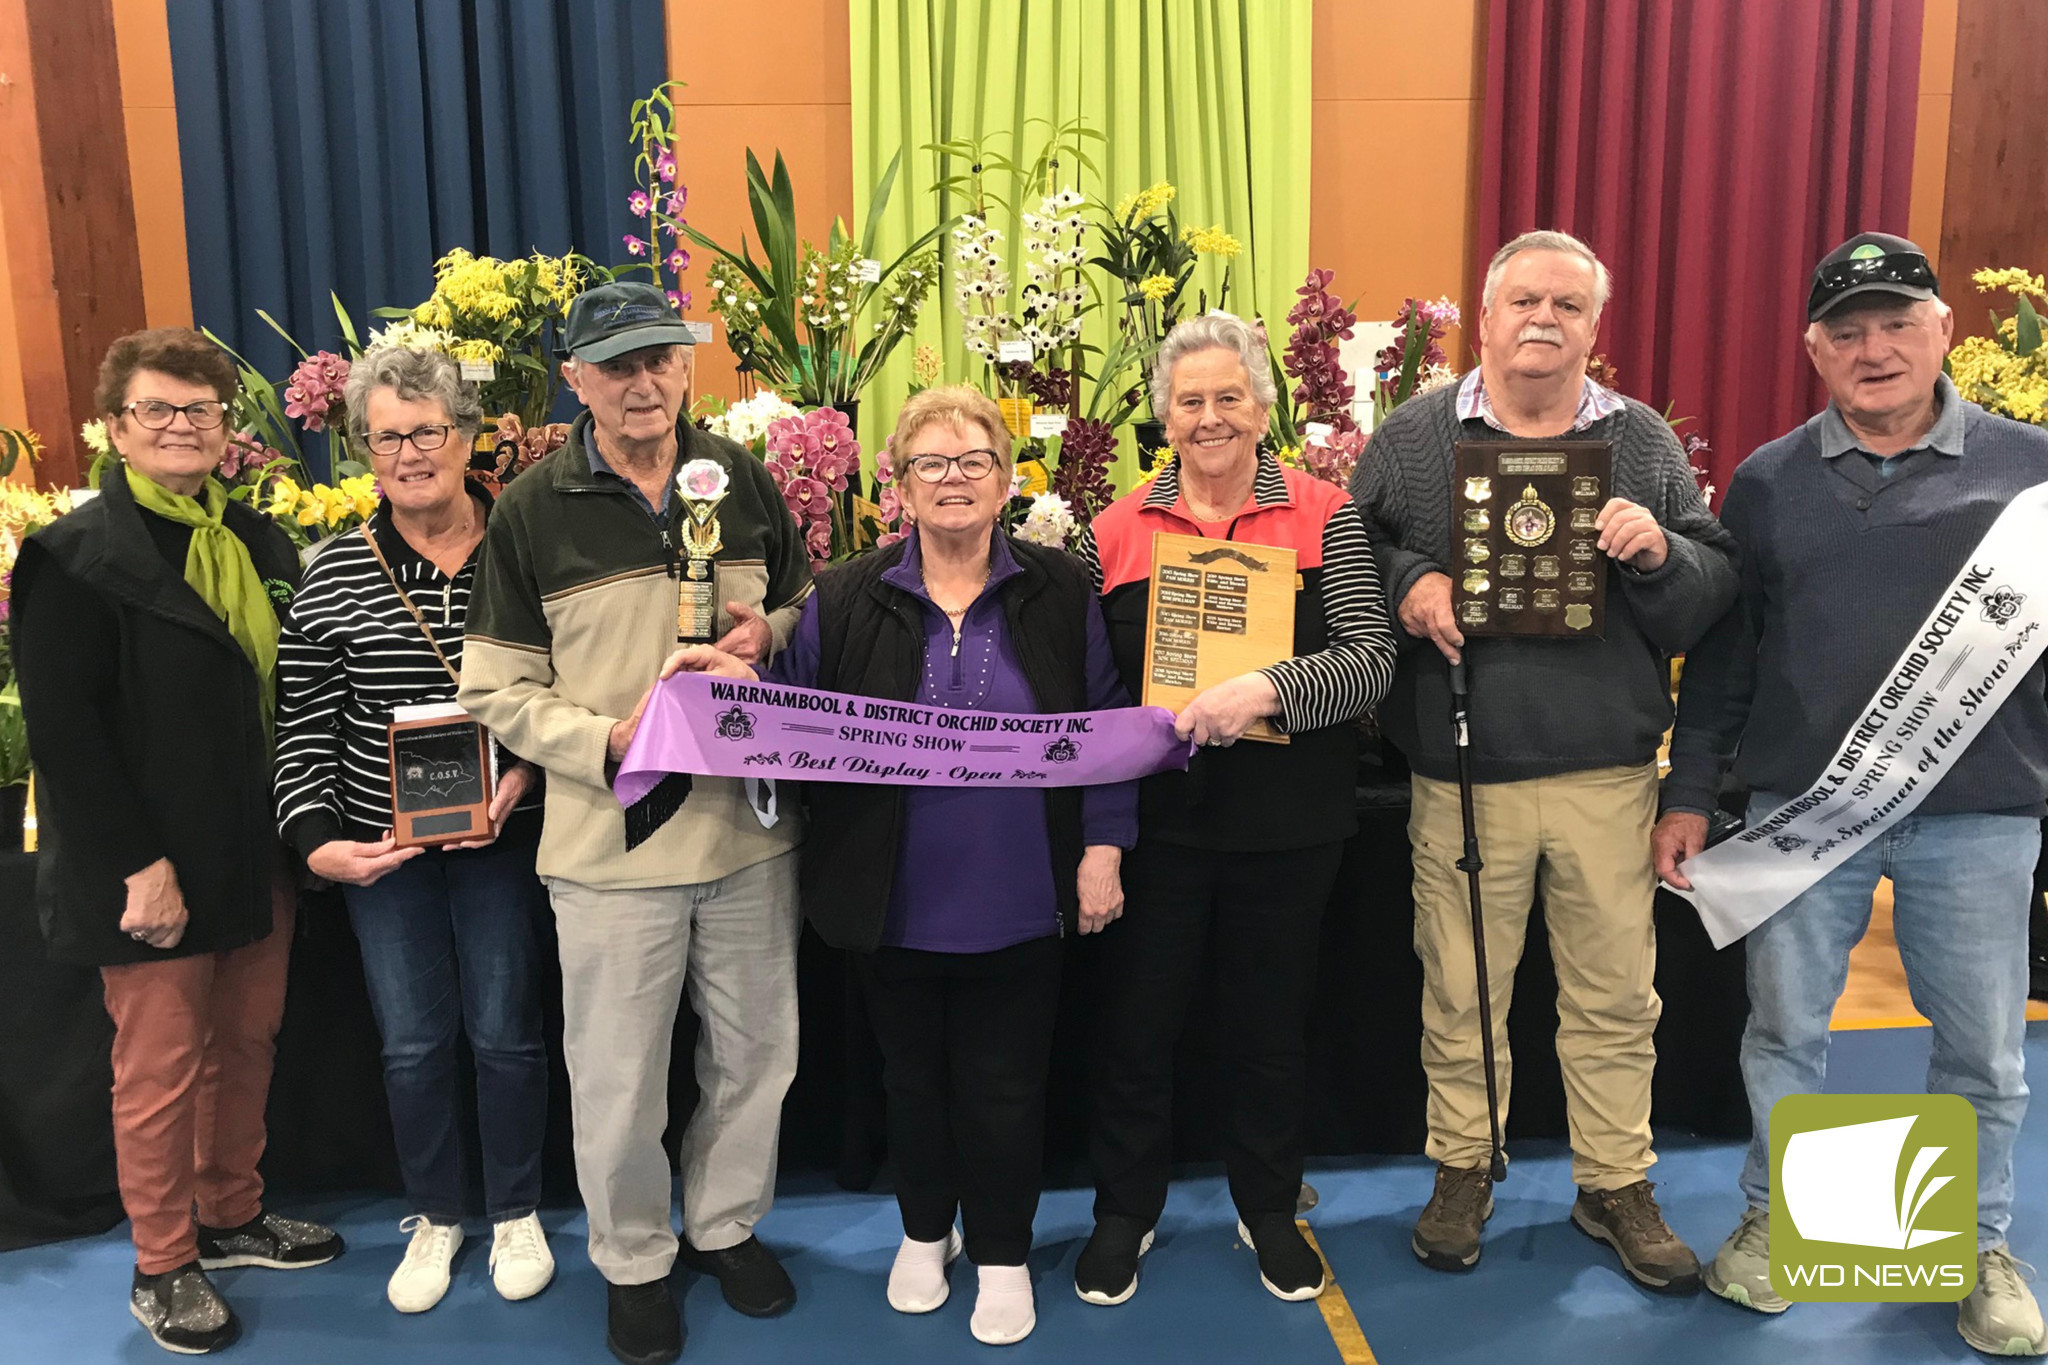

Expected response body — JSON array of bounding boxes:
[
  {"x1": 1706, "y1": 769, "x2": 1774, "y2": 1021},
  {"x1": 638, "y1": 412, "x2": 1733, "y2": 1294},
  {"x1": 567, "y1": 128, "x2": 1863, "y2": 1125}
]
[{"x1": 1449, "y1": 660, "x2": 1508, "y2": 1183}]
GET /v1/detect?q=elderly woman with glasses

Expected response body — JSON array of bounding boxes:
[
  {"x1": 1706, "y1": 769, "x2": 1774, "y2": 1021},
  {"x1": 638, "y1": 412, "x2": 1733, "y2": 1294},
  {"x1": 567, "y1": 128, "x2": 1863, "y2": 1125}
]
[
  {"x1": 665, "y1": 385, "x2": 1136, "y2": 1346},
  {"x1": 12, "y1": 328, "x2": 344, "y2": 1356},
  {"x1": 1071, "y1": 312, "x2": 1397, "y2": 1307},
  {"x1": 272, "y1": 346, "x2": 551, "y2": 1316}
]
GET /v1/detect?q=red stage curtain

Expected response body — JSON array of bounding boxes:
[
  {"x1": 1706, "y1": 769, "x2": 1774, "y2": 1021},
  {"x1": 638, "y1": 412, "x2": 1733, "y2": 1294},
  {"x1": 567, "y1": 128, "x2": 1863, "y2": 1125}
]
[{"x1": 1476, "y1": 0, "x2": 1924, "y2": 498}]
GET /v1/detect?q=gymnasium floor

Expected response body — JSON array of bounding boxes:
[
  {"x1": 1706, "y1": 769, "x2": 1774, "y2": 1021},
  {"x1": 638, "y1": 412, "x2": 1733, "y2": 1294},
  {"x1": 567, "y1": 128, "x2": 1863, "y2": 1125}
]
[{"x1": 3, "y1": 1021, "x2": 2042, "y2": 1364}]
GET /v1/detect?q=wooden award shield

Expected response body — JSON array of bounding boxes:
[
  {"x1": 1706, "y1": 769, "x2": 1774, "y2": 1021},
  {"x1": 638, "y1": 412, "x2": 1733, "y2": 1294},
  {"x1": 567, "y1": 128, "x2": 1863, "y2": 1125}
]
[
  {"x1": 1451, "y1": 440, "x2": 1614, "y2": 638},
  {"x1": 388, "y1": 703, "x2": 495, "y2": 847},
  {"x1": 1140, "y1": 532, "x2": 1297, "y2": 744}
]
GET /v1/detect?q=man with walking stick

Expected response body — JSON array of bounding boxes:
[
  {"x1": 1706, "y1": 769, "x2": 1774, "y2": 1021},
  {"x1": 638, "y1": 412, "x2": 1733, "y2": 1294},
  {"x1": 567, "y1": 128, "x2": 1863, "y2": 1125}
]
[{"x1": 1352, "y1": 230, "x2": 1737, "y2": 1290}]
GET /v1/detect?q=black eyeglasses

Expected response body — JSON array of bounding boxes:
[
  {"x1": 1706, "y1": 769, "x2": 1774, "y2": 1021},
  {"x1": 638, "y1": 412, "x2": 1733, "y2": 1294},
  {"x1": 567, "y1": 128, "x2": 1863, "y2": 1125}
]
[
  {"x1": 905, "y1": 450, "x2": 999, "y2": 483},
  {"x1": 123, "y1": 399, "x2": 228, "y2": 430},
  {"x1": 362, "y1": 424, "x2": 457, "y2": 457},
  {"x1": 1808, "y1": 251, "x2": 1938, "y2": 317}
]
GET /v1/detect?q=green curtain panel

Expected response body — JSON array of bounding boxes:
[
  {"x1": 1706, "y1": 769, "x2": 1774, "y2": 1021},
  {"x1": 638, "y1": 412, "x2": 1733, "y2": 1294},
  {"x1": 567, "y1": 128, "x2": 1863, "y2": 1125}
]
[{"x1": 850, "y1": 0, "x2": 1312, "y2": 487}]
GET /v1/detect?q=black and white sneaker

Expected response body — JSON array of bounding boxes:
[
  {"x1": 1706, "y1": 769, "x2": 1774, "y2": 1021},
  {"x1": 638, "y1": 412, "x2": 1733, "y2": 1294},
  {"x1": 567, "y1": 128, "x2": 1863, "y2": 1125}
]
[
  {"x1": 131, "y1": 1262, "x2": 239, "y2": 1355},
  {"x1": 1074, "y1": 1216, "x2": 1156, "y2": 1306},
  {"x1": 1238, "y1": 1214, "x2": 1327, "y2": 1301},
  {"x1": 196, "y1": 1210, "x2": 344, "y2": 1270},
  {"x1": 681, "y1": 1235, "x2": 796, "y2": 1317}
]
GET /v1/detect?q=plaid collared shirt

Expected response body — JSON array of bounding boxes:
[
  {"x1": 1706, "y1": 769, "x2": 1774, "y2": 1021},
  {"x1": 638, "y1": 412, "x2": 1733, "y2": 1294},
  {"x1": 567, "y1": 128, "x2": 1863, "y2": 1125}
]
[{"x1": 1455, "y1": 368, "x2": 1624, "y2": 433}]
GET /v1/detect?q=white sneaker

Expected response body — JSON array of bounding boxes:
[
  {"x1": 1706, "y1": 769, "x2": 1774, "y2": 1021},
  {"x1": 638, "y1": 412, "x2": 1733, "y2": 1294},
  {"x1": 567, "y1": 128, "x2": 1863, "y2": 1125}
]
[
  {"x1": 970, "y1": 1263, "x2": 1036, "y2": 1346},
  {"x1": 387, "y1": 1216, "x2": 462, "y2": 1313},
  {"x1": 489, "y1": 1213, "x2": 555, "y2": 1302},
  {"x1": 1960, "y1": 1246, "x2": 2048, "y2": 1356},
  {"x1": 887, "y1": 1228, "x2": 962, "y2": 1313}
]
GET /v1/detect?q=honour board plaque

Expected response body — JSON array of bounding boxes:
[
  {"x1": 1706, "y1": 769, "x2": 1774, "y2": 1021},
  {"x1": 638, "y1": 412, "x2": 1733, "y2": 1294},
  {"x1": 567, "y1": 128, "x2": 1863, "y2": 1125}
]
[
  {"x1": 1451, "y1": 439, "x2": 1613, "y2": 638},
  {"x1": 1141, "y1": 531, "x2": 1297, "y2": 745},
  {"x1": 388, "y1": 704, "x2": 495, "y2": 847}
]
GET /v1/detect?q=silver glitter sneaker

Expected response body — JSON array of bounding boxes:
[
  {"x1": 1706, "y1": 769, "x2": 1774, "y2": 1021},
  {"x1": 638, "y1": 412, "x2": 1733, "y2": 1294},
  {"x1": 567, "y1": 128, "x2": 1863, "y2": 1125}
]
[
  {"x1": 196, "y1": 1210, "x2": 344, "y2": 1270},
  {"x1": 131, "y1": 1262, "x2": 239, "y2": 1355}
]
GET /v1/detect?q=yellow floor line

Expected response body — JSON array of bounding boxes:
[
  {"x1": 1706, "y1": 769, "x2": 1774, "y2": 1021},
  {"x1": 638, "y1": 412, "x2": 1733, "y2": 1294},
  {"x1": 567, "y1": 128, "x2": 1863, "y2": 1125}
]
[{"x1": 1297, "y1": 1219, "x2": 1377, "y2": 1365}]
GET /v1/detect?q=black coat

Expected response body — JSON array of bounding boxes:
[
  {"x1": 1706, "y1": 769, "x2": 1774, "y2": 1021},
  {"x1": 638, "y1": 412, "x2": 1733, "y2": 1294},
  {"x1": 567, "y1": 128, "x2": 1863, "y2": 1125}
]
[
  {"x1": 12, "y1": 471, "x2": 300, "y2": 966},
  {"x1": 802, "y1": 537, "x2": 1092, "y2": 952}
]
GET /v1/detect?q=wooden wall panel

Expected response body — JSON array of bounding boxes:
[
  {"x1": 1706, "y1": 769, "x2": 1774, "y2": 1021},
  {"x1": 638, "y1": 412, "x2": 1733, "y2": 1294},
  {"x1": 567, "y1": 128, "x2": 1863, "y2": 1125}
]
[
  {"x1": 1309, "y1": 0, "x2": 1485, "y2": 361},
  {"x1": 0, "y1": 0, "x2": 147, "y2": 487},
  {"x1": 665, "y1": 0, "x2": 854, "y2": 405},
  {"x1": 1936, "y1": 0, "x2": 2048, "y2": 338}
]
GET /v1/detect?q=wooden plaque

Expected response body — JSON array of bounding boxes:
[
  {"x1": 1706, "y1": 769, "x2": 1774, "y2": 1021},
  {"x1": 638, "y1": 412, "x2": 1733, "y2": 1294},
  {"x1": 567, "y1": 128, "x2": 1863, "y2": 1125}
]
[
  {"x1": 388, "y1": 706, "x2": 494, "y2": 848},
  {"x1": 1141, "y1": 532, "x2": 1297, "y2": 745},
  {"x1": 1451, "y1": 439, "x2": 1614, "y2": 638}
]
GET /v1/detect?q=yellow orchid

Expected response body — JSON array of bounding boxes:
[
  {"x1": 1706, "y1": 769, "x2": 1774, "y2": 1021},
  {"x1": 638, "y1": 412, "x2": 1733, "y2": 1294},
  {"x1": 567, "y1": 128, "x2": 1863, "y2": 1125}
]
[
  {"x1": 1181, "y1": 224, "x2": 1242, "y2": 258},
  {"x1": 1138, "y1": 273, "x2": 1177, "y2": 302}
]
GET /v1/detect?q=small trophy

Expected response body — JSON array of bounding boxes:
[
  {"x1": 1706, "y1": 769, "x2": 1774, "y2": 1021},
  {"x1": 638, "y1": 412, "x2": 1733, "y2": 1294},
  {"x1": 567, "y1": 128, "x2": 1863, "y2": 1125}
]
[{"x1": 674, "y1": 458, "x2": 730, "y2": 645}]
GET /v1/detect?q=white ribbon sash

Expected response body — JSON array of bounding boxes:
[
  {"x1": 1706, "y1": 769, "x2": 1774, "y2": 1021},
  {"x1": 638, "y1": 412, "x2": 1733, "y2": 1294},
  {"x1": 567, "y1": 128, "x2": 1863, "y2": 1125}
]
[{"x1": 1671, "y1": 480, "x2": 2048, "y2": 948}]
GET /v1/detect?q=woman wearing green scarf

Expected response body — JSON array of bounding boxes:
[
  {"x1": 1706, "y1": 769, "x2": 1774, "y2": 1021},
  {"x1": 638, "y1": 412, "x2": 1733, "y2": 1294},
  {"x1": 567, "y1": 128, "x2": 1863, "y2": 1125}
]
[{"x1": 11, "y1": 328, "x2": 343, "y2": 1356}]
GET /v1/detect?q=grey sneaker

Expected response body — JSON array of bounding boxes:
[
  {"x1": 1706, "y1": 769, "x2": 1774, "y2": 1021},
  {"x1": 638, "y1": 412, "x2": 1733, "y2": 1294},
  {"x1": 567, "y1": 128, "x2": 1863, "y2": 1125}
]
[
  {"x1": 1703, "y1": 1207, "x2": 1788, "y2": 1314},
  {"x1": 1412, "y1": 1163, "x2": 1493, "y2": 1271},
  {"x1": 1960, "y1": 1246, "x2": 2048, "y2": 1356},
  {"x1": 131, "y1": 1261, "x2": 239, "y2": 1355},
  {"x1": 1571, "y1": 1181, "x2": 1701, "y2": 1294}
]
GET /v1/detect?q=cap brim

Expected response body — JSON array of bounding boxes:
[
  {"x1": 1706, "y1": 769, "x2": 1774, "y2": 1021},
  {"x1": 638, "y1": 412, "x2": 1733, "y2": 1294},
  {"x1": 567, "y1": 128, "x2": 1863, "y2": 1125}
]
[
  {"x1": 1810, "y1": 282, "x2": 1937, "y2": 322},
  {"x1": 565, "y1": 323, "x2": 699, "y2": 363}
]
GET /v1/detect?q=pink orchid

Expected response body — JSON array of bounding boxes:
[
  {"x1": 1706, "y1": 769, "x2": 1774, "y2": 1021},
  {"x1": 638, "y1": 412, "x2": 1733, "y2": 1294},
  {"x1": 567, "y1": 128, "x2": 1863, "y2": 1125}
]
[
  {"x1": 666, "y1": 249, "x2": 689, "y2": 273},
  {"x1": 805, "y1": 520, "x2": 833, "y2": 563},
  {"x1": 783, "y1": 475, "x2": 831, "y2": 521},
  {"x1": 623, "y1": 235, "x2": 647, "y2": 257},
  {"x1": 656, "y1": 152, "x2": 677, "y2": 183},
  {"x1": 664, "y1": 190, "x2": 687, "y2": 215},
  {"x1": 628, "y1": 190, "x2": 650, "y2": 216},
  {"x1": 666, "y1": 290, "x2": 686, "y2": 311}
]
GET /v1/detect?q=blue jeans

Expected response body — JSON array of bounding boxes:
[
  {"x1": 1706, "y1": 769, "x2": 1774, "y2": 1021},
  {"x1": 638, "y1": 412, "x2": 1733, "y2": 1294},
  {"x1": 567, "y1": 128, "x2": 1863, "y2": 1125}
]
[
  {"x1": 1738, "y1": 796, "x2": 2041, "y2": 1247},
  {"x1": 343, "y1": 818, "x2": 551, "y2": 1222}
]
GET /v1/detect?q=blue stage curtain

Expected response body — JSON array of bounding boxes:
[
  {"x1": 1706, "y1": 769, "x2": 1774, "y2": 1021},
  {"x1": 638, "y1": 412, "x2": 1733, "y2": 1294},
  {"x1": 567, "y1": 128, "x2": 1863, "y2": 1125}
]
[{"x1": 168, "y1": 0, "x2": 666, "y2": 469}]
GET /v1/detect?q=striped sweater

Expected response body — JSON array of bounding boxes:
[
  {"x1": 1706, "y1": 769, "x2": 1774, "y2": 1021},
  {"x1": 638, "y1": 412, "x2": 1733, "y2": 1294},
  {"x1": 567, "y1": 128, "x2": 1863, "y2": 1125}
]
[
  {"x1": 1076, "y1": 450, "x2": 1397, "y2": 850},
  {"x1": 274, "y1": 495, "x2": 534, "y2": 855}
]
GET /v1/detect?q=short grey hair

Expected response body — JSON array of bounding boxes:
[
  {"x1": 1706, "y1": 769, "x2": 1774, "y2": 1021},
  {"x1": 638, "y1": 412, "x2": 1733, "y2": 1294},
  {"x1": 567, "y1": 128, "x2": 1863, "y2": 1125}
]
[
  {"x1": 1482, "y1": 230, "x2": 1612, "y2": 312},
  {"x1": 1150, "y1": 312, "x2": 1279, "y2": 416},
  {"x1": 344, "y1": 345, "x2": 484, "y2": 438}
]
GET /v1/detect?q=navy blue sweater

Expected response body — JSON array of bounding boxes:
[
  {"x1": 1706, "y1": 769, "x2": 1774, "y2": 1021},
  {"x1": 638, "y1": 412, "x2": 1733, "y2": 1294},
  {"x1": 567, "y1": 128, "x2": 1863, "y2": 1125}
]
[{"x1": 1666, "y1": 393, "x2": 2048, "y2": 819}]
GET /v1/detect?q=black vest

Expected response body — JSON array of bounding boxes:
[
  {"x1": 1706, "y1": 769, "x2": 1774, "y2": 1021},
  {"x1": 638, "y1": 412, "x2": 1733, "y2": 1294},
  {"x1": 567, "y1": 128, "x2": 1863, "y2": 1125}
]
[{"x1": 802, "y1": 537, "x2": 1092, "y2": 952}]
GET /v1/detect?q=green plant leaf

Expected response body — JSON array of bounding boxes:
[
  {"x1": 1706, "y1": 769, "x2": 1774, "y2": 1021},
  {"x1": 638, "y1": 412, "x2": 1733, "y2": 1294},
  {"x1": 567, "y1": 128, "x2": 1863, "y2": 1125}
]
[
  {"x1": 2016, "y1": 295, "x2": 2043, "y2": 355},
  {"x1": 256, "y1": 310, "x2": 312, "y2": 361},
  {"x1": 859, "y1": 148, "x2": 904, "y2": 262},
  {"x1": 331, "y1": 293, "x2": 360, "y2": 351}
]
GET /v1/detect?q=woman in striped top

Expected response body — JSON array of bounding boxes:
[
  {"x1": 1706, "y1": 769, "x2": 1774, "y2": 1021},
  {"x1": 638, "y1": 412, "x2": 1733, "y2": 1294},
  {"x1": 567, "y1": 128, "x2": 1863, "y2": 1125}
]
[{"x1": 272, "y1": 347, "x2": 552, "y2": 1315}]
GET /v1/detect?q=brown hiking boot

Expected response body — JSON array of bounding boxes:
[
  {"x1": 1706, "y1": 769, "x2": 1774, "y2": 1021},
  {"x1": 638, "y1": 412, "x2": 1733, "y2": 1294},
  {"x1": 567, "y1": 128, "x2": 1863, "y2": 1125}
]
[
  {"x1": 1412, "y1": 1164, "x2": 1493, "y2": 1271},
  {"x1": 1571, "y1": 1181, "x2": 1701, "y2": 1294}
]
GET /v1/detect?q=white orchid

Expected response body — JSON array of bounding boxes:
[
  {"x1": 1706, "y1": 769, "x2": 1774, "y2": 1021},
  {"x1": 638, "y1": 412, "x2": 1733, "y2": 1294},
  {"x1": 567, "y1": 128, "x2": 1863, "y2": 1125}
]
[{"x1": 1015, "y1": 491, "x2": 1078, "y2": 548}]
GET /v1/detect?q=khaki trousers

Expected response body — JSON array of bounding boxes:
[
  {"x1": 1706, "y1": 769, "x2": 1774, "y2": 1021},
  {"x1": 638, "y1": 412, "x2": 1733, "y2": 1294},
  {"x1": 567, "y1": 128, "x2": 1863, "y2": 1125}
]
[{"x1": 1410, "y1": 763, "x2": 1661, "y2": 1190}]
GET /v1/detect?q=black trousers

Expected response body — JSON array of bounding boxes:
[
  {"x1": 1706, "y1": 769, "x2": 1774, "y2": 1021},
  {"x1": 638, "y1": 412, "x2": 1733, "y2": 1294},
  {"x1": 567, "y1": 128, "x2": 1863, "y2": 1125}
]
[
  {"x1": 1089, "y1": 838, "x2": 1344, "y2": 1227},
  {"x1": 853, "y1": 935, "x2": 1063, "y2": 1266}
]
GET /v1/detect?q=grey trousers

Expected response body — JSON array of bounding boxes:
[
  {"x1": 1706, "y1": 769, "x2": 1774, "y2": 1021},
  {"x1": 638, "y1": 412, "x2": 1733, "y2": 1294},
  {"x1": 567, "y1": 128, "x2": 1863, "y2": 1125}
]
[{"x1": 547, "y1": 850, "x2": 800, "y2": 1285}]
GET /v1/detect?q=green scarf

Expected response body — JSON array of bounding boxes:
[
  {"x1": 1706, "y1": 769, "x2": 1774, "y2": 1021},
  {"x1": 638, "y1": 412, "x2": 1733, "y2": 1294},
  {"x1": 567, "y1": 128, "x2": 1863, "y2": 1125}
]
[{"x1": 124, "y1": 466, "x2": 281, "y2": 735}]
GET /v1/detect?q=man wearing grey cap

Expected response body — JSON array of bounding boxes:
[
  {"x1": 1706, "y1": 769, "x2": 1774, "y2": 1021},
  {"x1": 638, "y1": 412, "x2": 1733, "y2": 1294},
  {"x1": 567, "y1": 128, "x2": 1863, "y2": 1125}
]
[
  {"x1": 1660, "y1": 232, "x2": 2048, "y2": 1354},
  {"x1": 459, "y1": 282, "x2": 813, "y2": 1364}
]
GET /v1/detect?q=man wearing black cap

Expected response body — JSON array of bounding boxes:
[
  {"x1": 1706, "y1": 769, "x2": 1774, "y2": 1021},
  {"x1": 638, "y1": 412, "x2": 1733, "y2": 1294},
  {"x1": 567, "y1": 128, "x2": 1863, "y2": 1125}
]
[
  {"x1": 459, "y1": 282, "x2": 814, "y2": 1364},
  {"x1": 1660, "y1": 233, "x2": 2048, "y2": 1353}
]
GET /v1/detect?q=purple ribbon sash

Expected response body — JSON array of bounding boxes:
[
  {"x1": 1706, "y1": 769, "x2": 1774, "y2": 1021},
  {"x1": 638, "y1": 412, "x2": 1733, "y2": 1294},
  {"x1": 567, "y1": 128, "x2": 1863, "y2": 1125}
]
[{"x1": 614, "y1": 671, "x2": 1193, "y2": 807}]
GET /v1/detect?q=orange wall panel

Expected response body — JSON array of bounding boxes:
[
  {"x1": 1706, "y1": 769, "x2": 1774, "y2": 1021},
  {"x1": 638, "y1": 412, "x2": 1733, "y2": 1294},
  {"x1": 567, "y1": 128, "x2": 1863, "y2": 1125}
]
[
  {"x1": 1309, "y1": 0, "x2": 1484, "y2": 361},
  {"x1": 111, "y1": 0, "x2": 190, "y2": 327},
  {"x1": 665, "y1": 0, "x2": 852, "y2": 404}
]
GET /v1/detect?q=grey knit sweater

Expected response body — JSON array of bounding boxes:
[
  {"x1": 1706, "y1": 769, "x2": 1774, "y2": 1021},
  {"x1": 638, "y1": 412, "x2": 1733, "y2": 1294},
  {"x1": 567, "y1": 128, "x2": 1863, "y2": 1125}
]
[
  {"x1": 1351, "y1": 380, "x2": 1739, "y2": 784},
  {"x1": 1666, "y1": 394, "x2": 2048, "y2": 819}
]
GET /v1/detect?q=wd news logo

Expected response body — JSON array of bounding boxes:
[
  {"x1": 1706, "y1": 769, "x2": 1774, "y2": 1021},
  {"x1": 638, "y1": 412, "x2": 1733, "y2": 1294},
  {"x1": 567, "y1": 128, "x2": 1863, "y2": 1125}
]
[{"x1": 1769, "y1": 1094, "x2": 1977, "y2": 1302}]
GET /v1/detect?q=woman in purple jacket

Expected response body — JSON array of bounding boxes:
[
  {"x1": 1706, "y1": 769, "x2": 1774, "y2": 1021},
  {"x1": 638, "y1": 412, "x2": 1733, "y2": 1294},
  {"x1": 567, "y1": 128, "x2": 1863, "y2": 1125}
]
[{"x1": 670, "y1": 385, "x2": 1134, "y2": 1346}]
